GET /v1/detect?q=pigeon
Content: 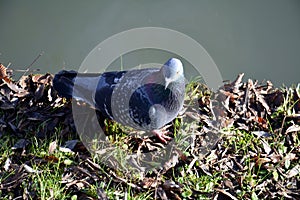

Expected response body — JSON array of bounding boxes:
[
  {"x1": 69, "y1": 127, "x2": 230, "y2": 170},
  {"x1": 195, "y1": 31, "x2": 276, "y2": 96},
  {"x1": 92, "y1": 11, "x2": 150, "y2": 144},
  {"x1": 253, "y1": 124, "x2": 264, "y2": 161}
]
[{"x1": 53, "y1": 58, "x2": 185, "y2": 143}]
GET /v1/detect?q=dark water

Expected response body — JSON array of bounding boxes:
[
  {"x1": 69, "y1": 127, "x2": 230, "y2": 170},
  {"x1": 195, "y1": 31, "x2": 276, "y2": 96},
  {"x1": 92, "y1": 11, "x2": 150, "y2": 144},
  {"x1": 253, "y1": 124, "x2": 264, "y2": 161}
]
[{"x1": 1, "y1": 0, "x2": 300, "y2": 86}]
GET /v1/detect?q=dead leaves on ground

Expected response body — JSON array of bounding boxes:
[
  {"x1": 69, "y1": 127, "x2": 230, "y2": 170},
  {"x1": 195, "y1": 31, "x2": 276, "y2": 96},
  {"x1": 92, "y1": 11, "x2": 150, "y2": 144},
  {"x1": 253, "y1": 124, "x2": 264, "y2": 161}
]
[
  {"x1": 191, "y1": 73, "x2": 300, "y2": 199},
  {"x1": 0, "y1": 68, "x2": 299, "y2": 199}
]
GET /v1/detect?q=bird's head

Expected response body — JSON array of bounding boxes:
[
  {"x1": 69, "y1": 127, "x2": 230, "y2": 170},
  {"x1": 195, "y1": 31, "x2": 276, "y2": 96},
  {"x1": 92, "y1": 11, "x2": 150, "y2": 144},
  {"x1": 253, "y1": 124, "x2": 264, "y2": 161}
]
[{"x1": 161, "y1": 58, "x2": 184, "y2": 89}]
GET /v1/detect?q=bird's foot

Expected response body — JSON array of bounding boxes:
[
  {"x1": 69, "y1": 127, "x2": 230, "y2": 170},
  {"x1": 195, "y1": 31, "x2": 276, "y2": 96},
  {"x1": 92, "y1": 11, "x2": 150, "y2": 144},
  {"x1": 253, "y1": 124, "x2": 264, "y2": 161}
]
[{"x1": 151, "y1": 125, "x2": 172, "y2": 144}]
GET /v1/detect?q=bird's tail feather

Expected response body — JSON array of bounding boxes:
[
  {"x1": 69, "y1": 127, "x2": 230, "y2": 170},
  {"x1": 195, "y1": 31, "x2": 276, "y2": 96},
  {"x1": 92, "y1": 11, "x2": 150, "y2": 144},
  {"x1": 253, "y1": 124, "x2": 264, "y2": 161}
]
[
  {"x1": 53, "y1": 70, "x2": 77, "y2": 98},
  {"x1": 53, "y1": 70, "x2": 100, "y2": 107}
]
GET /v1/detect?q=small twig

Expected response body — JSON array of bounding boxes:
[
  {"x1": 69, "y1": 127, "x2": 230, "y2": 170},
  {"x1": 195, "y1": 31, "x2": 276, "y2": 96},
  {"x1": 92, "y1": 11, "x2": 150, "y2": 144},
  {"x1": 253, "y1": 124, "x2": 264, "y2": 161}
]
[
  {"x1": 14, "y1": 69, "x2": 40, "y2": 72},
  {"x1": 242, "y1": 80, "x2": 250, "y2": 117},
  {"x1": 0, "y1": 172, "x2": 28, "y2": 190},
  {"x1": 110, "y1": 170, "x2": 142, "y2": 190},
  {"x1": 214, "y1": 188, "x2": 238, "y2": 200},
  {"x1": 20, "y1": 51, "x2": 44, "y2": 78},
  {"x1": 279, "y1": 115, "x2": 287, "y2": 136},
  {"x1": 186, "y1": 156, "x2": 198, "y2": 174},
  {"x1": 6, "y1": 62, "x2": 11, "y2": 68},
  {"x1": 154, "y1": 170, "x2": 163, "y2": 200}
]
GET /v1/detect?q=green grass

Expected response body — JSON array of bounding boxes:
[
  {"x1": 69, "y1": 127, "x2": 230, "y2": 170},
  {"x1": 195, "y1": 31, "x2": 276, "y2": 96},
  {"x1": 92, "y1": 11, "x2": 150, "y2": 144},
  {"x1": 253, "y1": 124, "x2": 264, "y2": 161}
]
[{"x1": 0, "y1": 80, "x2": 299, "y2": 199}]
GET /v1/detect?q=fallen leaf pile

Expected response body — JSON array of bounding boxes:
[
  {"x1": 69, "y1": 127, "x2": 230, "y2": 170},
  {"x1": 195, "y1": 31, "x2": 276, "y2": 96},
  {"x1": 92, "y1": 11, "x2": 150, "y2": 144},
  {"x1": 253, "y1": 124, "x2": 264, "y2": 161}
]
[
  {"x1": 0, "y1": 63, "x2": 299, "y2": 200},
  {"x1": 189, "y1": 73, "x2": 300, "y2": 199},
  {"x1": 217, "y1": 73, "x2": 300, "y2": 132},
  {"x1": 0, "y1": 67, "x2": 74, "y2": 141}
]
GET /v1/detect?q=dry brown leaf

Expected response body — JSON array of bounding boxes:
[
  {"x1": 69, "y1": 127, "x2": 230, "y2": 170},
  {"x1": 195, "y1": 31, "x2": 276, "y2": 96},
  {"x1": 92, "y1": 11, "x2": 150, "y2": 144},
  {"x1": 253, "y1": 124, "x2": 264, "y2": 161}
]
[
  {"x1": 286, "y1": 164, "x2": 300, "y2": 178},
  {"x1": 162, "y1": 180, "x2": 182, "y2": 192},
  {"x1": 252, "y1": 131, "x2": 273, "y2": 138},
  {"x1": 23, "y1": 164, "x2": 40, "y2": 173},
  {"x1": 34, "y1": 84, "x2": 45, "y2": 101},
  {"x1": 255, "y1": 157, "x2": 271, "y2": 166},
  {"x1": 4, "y1": 157, "x2": 11, "y2": 171},
  {"x1": 12, "y1": 139, "x2": 29, "y2": 150},
  {"x1": 0, "y1": 63, "x2": 12, "y2": 83},
  {"x1": 261, "y1": 139, "x2": 272, "y2": 154},
  {"x1": 269, "y1": 153, "x2": 281, "y2": 164},
  {"x1": 141, "y1": 177, "x2": 158, "y2": 189},
  {"x1": 64, "y1": 139, "x2": 79, "y2": 150},
  {"x1": 285, "y1": 124, "x2": 300, "y2": 134},
  {"x1": 48, "y1": 141, "x2": 57, "y2": 154},
  {"x1": 44, "y1": 155, "x2": 59, "y2": 163},
  {"x1": 224, "y1": 179, "x2": 234, "y2": 189},
  {"x1": 157, "y1": 187, "x2": 168, "y2": 200}
]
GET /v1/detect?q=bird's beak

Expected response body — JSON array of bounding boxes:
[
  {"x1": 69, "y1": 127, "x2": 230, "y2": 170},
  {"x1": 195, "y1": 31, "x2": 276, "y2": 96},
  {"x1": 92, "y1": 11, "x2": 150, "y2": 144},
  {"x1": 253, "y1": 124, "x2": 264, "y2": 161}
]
[{"x1": 165, "y1": 79, "x2": 170, "y2": 90}]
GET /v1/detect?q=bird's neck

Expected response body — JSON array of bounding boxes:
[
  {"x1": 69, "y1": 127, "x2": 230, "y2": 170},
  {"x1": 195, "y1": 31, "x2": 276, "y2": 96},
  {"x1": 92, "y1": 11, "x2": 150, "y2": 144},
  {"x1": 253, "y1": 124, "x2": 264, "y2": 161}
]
[{"x1": 143, "y1": 71, "x2": 165, "y2": 86}]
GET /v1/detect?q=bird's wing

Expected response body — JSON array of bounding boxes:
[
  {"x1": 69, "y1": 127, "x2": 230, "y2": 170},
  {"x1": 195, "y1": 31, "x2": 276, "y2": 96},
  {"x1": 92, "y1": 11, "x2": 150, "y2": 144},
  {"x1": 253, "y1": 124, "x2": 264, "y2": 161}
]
[{"x1": 94, "y1": 71, "x2": 127, "y2": 119}]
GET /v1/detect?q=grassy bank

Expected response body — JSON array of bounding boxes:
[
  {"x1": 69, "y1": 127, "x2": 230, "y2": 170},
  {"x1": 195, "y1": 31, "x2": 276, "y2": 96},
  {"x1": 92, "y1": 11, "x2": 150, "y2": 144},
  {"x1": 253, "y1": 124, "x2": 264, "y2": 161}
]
[{"x1": 0, "y1": 70, "x2": 299, "y2": 199}]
